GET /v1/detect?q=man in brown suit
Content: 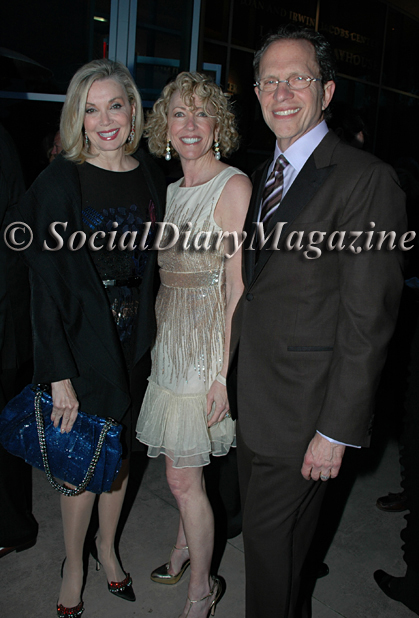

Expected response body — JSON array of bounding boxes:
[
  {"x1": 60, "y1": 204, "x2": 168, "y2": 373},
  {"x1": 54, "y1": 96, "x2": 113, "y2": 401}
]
[{"x1": 229, "y1": 25, "x2": 406, "y2": 617}]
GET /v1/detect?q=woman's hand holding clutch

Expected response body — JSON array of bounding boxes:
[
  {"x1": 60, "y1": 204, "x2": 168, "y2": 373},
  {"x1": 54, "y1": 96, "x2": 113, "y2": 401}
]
[{"x1": 51, "y1": 379, "x2": 79, "y2": 433}]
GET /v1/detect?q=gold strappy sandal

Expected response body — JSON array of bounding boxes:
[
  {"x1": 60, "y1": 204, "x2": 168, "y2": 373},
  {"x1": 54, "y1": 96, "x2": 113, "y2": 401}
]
[
  {"x1": 150, "y1": 545, "x2": 190, "y2": 585},
  {"x1": 184, "y1": 576, "x2": 224, "y2": 618}
]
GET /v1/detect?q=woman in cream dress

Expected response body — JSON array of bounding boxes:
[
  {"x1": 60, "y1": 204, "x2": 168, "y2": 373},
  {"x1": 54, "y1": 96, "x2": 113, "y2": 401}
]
[{"x1": 137, "y1": 72, "x2": 251, "y2": 618}]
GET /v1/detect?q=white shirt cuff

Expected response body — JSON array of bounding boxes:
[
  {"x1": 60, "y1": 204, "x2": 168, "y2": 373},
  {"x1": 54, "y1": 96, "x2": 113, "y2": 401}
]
[{"x1": 316, "y1": 430, "x2": 361, "y2": 448}]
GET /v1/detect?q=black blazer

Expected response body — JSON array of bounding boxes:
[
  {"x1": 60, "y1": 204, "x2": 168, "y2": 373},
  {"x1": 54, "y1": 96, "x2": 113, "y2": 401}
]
[
  {"x1": 14, "y1": 150, "x2": 166, "y2": 421},
  {"x1": 0, "y1": 124, "x2": 32, "y2": 386}
]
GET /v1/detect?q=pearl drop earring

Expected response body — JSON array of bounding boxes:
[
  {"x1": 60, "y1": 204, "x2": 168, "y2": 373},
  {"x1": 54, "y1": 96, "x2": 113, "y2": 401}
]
[{"x1": 165, "y1": 141, "x2": 172, "y2": 161}]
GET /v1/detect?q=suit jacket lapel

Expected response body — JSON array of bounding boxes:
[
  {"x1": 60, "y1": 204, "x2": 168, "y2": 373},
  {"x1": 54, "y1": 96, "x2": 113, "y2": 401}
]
[{"x1": 250, "y1": 153, "x2": 336, "y2": 284}]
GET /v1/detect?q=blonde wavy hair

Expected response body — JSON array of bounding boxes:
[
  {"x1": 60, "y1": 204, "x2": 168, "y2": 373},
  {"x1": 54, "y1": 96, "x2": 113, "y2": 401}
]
[
  {"x1": 60, "y1": 59, "x2": 143, "y2": 164},
  {"x1": 145, "y1": 72, "x2": 239, "y2": 158}
]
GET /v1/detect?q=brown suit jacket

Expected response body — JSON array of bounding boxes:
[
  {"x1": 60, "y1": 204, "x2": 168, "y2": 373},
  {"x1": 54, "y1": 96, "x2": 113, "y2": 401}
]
[{"x1": 229, "y1": 130, "x2": 406, "y2": 458}]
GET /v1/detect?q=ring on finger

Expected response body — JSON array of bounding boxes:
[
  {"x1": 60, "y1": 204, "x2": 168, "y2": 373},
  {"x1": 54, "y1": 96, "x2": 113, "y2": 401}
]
[
  {"x1": 224, "y1": 411, "x2": 231, "y2": 419},
  {"x1": 320, "y1": 473, "x2": 330, "y2": 481}
]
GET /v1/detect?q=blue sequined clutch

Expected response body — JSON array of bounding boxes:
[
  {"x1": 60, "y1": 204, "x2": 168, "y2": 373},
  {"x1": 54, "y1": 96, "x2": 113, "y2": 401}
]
[{"x1": 0, "y1": 385, "x2": 122, "y2": 495}]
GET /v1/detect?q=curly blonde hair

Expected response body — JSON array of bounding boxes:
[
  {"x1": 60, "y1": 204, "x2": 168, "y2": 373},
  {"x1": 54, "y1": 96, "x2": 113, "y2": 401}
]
[
  {"x1": 145, "y1": 72, "x2": 239, "y2": 158},
  {"x1": 61, "y1": 59, "x2": 143, "y2": 164}
]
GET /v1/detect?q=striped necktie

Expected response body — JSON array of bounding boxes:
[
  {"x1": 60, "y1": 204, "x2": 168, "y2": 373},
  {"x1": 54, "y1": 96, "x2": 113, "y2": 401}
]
[{"x1": 260, "y1": 155, "x2": 289, "y2": 227}]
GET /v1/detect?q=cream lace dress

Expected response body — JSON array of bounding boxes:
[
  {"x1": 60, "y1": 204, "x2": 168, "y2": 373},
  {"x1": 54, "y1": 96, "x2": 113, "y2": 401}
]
[{"x1": 136, "y1": 167, "x2": 246, "y2": 468}]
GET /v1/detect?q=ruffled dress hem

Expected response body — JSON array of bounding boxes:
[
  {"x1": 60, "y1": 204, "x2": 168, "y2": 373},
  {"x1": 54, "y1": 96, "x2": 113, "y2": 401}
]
[{"x1": 136, "y1": 379, "x2": 236, "y2": 468}]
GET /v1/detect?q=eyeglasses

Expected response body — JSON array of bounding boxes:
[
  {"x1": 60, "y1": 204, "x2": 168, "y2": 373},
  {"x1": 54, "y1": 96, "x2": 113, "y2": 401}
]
[{"x1": 254, "y1": 75, "x2": 321, "y2": 92}]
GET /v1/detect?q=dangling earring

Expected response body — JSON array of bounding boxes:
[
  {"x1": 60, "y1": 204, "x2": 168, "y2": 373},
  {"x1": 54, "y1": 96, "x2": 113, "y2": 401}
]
[
  {"x1": 214, "y1": 141, "x2": 221, "y2": 160},
  {"x1": 165, "y1": 140, "x2": 172, "y2": 161},
  {"x1": 128, "y1": 115, "x2": 136, "y2": 144},
  {"x1": 84, "y1": 131, "x2": 89, "y2": 149}
]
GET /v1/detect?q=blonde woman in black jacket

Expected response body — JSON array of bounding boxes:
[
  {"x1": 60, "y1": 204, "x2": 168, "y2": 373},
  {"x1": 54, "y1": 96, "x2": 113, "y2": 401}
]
[{"x1": 15, "y1": 59, "x2": 165, "y2": 618}]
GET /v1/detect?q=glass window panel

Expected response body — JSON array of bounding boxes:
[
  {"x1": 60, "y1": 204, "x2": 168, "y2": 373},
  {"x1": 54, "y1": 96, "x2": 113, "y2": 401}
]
[
  {"x1": 329, "y1": 76, "x2": 379, "y2": 154},
  {"x1": 226, "y1": 48, "x2": 255, "y2": 144},
  {"x1": 375, "y1": 89, "x2": 419, "y2": 165},
  {"x1": 202, "y1": 43, "x2": 228, "y2": 87},
  {"x1": 0, "y1": 99, "x2": 63, "y2": 185},
  {"x1": 318, "y1": 0, "x2": 385, "y2": 84},
  {"x1": 382, "y1": 9, "x2": 419, "y2": 95},
  {"x1": 231, "y1": 0, "x2": 316, "y2": 50},
  {"x1": 92, "y1": 0, "x2": 112, "y2": 61},
  {"x1": 0, "y1": 1, "x2": 110, "y2": 94},
  {"x1": 137, "y1": 0, "x2": 191, "y2": 36},
  {"x1": 226, "y1": 47, "x2": 275, "y2": 174},
  {"x1": 136, "y1": 54, "x2": 182, "y2": 106},
  {"x1": 135, "y1": 0, "x2": 194, "y2": 105},
  {"x1": 203, "y1": 0, "x2": 231, "y2": 43}
]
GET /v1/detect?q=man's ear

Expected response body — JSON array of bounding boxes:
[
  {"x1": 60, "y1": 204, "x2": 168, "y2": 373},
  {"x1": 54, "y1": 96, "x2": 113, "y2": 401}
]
[{"x1": 322, "y1": 80, "x2": 335, "y2": 111}]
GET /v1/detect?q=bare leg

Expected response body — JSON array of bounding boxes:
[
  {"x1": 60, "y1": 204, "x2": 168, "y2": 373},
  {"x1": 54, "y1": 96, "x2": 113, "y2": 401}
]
[
  {"x1": 96, "y1": 459, "x2": 130, "y2": 583},
  {"x1": 165, "y1": 457, "x2": 215, "y2": 618},
  {"x1": 58, "y1": 490, "x2": 96, "y2": 608},
  {"x1": 168, "y1": 516, "x2": 189, "y2": 575}
]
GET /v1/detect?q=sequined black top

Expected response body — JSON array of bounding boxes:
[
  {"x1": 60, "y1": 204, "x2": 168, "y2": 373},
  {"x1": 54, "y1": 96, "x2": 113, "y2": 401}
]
[{"x1": 78, "y1": 162, "x2": 157, "y2": 366}]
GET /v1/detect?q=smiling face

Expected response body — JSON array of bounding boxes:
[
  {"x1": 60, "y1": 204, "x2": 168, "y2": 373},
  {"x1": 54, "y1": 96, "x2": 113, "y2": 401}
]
[
  {"x1": 167, "y1": 90, "x2": 218, "y2": 163},
  {"x1": 255, "y1": 39, "x2": 335, "y2": 151},
  {"x1": 83, "y1": 78, "x2": 134, "y2": 157}
]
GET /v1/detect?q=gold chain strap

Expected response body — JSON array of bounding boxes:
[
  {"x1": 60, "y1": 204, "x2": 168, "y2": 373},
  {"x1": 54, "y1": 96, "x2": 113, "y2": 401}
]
[{"x1": 34, "y1": 388, "x2": 116, "y2": 497}]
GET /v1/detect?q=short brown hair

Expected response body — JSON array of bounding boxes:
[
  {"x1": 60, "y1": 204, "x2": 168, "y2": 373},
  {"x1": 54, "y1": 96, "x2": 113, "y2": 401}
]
[{"x1": 254, "y1": 25, "x2": 336, "y2": 84}]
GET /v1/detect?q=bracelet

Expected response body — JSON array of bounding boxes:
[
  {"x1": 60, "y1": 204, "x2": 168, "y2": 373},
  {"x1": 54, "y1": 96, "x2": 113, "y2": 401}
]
[{"x1": 215, "y1": 373, "x2": 227, "y2": 386}]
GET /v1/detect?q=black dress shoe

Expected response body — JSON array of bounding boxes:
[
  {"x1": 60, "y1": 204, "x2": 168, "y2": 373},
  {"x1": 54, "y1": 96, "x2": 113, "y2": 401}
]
[
  {"x1": 317, "y1": 563, "x2": 329, "y2": 579},
  {"x1": 374, "y1": 569, "x2": 419, "y2": 615},
  {"x1": 0, "y1": 538, "x2": 36, "y2": 559},
  {"x1": 376, "y1": 491, "x2": 408, "y2": 512},
  {"x1": 306, "y1": 561, "x2": 329, "y2": 579}
]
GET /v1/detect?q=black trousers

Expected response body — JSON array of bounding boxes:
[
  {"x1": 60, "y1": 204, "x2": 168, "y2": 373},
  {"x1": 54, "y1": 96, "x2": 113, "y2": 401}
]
[
  {"x1": 237, "y1": 424, "x2": 327, "y2": 618},
  {"x1": 401, "y1": 311, "x2": 419, "y2": 571},
  {"x1": 0, "y1": 364, "x2": 38, "y2": 547}
]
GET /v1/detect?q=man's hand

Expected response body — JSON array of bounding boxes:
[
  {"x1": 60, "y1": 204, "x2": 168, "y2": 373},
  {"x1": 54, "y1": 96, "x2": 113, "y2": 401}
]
[{"x1": 301, "y1": 432, "x2": 346, "y2": 481}]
